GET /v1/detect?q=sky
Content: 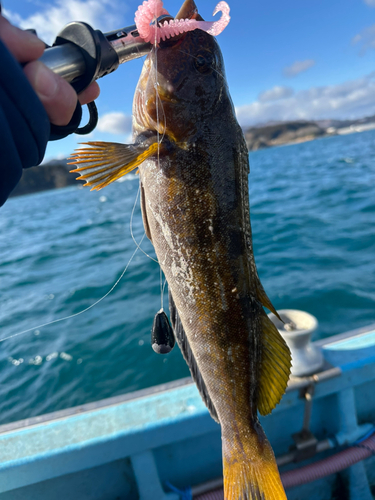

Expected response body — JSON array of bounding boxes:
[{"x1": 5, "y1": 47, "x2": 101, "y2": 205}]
[{"x1": 3, "y1": 0, "x2": 375, "y2": 161}]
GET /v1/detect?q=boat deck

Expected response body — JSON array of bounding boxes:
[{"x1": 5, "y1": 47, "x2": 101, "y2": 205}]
[{"x1": 0, "y1": 324, "x2": 375, "y2": 499}]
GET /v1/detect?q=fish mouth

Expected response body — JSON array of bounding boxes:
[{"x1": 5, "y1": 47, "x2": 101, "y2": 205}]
[{"x1": 157, "y1": 28, "x2": 187, "y2": 50}]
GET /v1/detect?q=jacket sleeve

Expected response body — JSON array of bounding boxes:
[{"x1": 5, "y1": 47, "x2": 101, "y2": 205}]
[{"x1": 0, "y1": 38, "x2": 50, "y2": 206}]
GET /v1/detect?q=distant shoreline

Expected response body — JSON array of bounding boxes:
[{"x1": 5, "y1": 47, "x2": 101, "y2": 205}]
[
  {"x1": 243, "y1": 117, "x2": 375, "y2": 151},
  {"x1": 9, "y1": 160, "x2": 77, "y2": 199},
  {"x1": 9, "y1": 117, "x2": 375, "y2": 198}
]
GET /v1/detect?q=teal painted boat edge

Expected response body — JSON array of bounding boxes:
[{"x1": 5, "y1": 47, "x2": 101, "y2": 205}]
[
  {"x1": 315, "y1": 323, "x2": 375, "y2": 347},
  {"x1": 323, "y1": 330, "x2": 375, "y2": 350},
  {"x1": 320, "y1": 324, "x2": 375, "y2": 366},
  {"x1": 0, "y1": 376, "x2": 194, "y2": 436},
  {"x1": 0, "y1": 383, "x2": 218, "y2": 494},
  {"x1": 272, "y1": 356, "x2": 375, "y2": 414}
]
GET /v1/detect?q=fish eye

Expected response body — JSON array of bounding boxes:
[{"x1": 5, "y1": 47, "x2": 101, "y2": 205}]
[{"x1": 193, "y1": 51, "x2": 215, "y2": 74}]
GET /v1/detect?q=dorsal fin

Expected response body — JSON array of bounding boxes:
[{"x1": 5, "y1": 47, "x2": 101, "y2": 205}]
[
  {"x1": 257, "y1": 313, "x2": 291, "y2": 416},
  {"x1": 168, "y1": 290, "x2": 219, "y2": 422}
]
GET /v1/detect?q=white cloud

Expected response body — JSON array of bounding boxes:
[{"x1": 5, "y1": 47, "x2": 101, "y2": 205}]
[
  {"x1": 259, "y1": 86, "x2": 294, "y2": 102},
  {"x1": 364, "y1": 0, "x2": 375, "y2": 6},
  {"x1": 283, "y1": 59, "x2": 315, "y2": 78},
  {"x1": 3, "y1": 0, "x2": 128, "y2": 45},
  {"x1": 352, "y1": 24, "x2": 375, "y2": 54},
  {"x1": 235, "y1": 73, "x2": 375, "y2": 127},
  {"x1": 97, "y1": 112, "x2": 132, "y2": 135}
]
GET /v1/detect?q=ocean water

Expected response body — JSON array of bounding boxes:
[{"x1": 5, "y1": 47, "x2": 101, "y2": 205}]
[{"x1": 0, "y1": 130, "x2": 374, "y2": 425}]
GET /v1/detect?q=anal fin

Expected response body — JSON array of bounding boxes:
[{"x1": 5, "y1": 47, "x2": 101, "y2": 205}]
[
  {"x1": 168, "y1": 290, "x2": 219, "y2": 423},
  {"x1": 258, "y1": 313, "x2": 291, "y2": 416}
]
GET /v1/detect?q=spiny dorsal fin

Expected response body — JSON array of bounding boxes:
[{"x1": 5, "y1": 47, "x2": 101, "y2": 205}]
[
  {"x1": 169, "y1": 290, "x2": 219, "y2": 423},
  {"x1": 258, "y1": 313, "x2": 291, "y2": 416},
  {"x1": 68, "y1": 141, "x2": 159, "y2": 191},
  {"x1": 255, "y1": 278, "x2": 282, "y2": 322}
]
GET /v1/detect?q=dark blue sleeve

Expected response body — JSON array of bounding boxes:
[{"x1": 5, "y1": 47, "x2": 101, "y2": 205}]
[{"x1": 0, "y1": 38, "x2": 50, "y2": 206}]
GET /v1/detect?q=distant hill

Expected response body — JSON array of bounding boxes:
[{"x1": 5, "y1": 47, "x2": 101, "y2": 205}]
[
  {"x1": 9, "y1": 159, "x2": 79, "y2": 198},
  {"x1": 243, "y1": 115, "x2": 375, "y2": 151},
  {"x1": 315, "y1": 114, "x2": 375, "y2": 130},
  {"x1": 244, "y1": 121, "x2": 326, "y2": 151}
]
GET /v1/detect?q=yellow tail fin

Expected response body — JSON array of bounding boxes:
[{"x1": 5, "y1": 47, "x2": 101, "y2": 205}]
[{"x1": 222, "y1": 426, "x2": 286, "y2": 500}]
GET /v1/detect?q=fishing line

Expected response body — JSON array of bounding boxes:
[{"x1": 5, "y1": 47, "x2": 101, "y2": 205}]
[
  {"x1": 130, "y1": 184, "x2": 158, "y2": 263},
  {"x1": 160, "y1": 267, "x2": 164, "y2": 309},
  {"x1": 161, "y1": 274, "x2": 167, "y2": 302},
  {"x1": 152, "y1": 7, "x2": 168, "y2": 312},
  {"x1": 0, "y1": 237, "x2": 145, "y2": 344},
  {"x1": 154, "y1": 35, "x2": 165, "y2": 311},
  {"x1": 1, "y1": 16, "x2": 175, "y2": 345},
  {"x1": 3, "y1": 169, "x2": 162, "y2": 344}
]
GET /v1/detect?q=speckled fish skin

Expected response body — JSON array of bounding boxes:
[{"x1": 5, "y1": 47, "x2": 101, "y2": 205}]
[
  {"x1": 133, "y1": 8, "x2": 289, "y2": 499},
  {"x1": 68, "y1": 1, "x2": 290, "y2": 493}
]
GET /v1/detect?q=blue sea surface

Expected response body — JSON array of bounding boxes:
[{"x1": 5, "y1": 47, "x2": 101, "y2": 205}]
[{"x1": 0, "y1": 130, "x2": 374, "y2": 425}]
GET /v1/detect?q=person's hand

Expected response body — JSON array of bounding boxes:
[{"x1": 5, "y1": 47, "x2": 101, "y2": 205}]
[{"x1": 0, "y1": 14, "x2": 100, "y2": 126}]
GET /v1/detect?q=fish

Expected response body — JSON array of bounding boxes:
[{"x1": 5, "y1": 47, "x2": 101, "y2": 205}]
[{"x1": 68, "y1": 0, "x2": 292, "y2": 498}]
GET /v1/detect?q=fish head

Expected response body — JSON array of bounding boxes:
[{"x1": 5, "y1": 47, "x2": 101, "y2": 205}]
[{"x1": 133, "y1": 0, "x2": 228, "y2": 142}]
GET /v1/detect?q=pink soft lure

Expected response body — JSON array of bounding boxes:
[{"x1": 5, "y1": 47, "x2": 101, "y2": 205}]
[{"x1": 135, "y1": 0, "x2": 230, "y2": 44}]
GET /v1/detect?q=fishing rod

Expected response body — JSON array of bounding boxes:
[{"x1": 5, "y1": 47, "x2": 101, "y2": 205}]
[{"x1": 34, "y1": 15, "x2": 172, "y2": 136}]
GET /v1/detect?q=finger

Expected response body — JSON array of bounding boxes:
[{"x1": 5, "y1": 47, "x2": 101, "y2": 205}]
[
  {"x1": 78, "y1": 82, "x2": 100, "y2": 105},
  {"x1": 0, "y1": 15, "x2": 45, "y2": 63},
  {"x1": 24, "y1": 61, "x2": 78, "y2": 126}
]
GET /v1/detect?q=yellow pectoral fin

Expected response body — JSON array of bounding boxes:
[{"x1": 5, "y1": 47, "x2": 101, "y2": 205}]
[
  {"x1": 68, "y1": 141, "x2": 159, "y2": 191},
  {"x1": 258, "y1": 314, "x2": 292, "y2": 416}
]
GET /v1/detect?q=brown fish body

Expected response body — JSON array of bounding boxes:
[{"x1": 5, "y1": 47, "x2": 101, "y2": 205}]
[
  {"x1": 137, "y1": 68, "x2": 258, "y2": 419},
  {"x1": 134, "y1": 28, "x2": 290, "y2": 500},
  {"x1": 70, "y1": 5, "x2": 291, "y2": 497}
]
